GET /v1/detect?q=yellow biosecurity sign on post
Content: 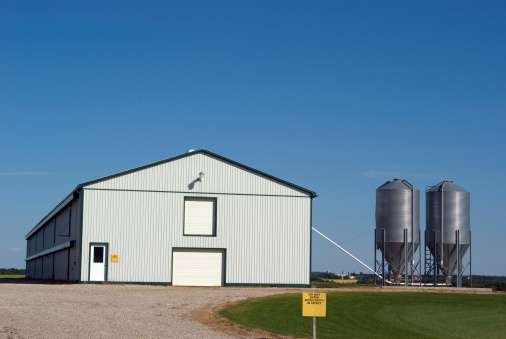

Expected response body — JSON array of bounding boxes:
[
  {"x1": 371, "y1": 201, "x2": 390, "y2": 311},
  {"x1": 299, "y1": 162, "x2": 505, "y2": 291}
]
[{"x1": 302, "y1": 292, "x2": 326, "y2": 317}]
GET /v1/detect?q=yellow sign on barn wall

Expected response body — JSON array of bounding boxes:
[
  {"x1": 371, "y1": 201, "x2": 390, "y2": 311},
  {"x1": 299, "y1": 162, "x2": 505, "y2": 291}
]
[
  {"x1": 302, "y1": 292, "x2": 326, "y2": 317},
  {"x1": 111, "y1": 254, "x2": 119, "y2": 262}
]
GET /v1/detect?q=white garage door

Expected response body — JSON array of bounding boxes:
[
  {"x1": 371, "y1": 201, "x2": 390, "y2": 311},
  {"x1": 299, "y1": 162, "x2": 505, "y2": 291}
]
[{"x1": 172, "y1": 249, "x2": 224, "y2": 286}]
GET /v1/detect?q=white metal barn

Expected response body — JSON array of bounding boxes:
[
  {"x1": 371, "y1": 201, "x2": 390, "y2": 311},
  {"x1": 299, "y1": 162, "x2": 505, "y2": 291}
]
[{"x1": 25, "y1": 150, "x2": 316, "y2": 287}]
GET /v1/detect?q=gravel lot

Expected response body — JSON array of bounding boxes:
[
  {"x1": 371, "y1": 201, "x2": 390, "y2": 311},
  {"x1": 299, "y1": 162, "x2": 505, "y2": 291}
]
[
  {"x1": 0, "y1": 281, "x2": 306, "y2": 339},
  {"x1": 1, "y1": 281, "x2": 494, "y2": 339}
]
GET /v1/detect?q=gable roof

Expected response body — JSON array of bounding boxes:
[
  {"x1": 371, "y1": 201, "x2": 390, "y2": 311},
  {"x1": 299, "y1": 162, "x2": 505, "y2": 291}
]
[
  {"x1": 26, "y1": 149, "x2": 316, "y2": 238},
  {"x1": 78, "y1": 149, "x2": 317, "y2": 197}
]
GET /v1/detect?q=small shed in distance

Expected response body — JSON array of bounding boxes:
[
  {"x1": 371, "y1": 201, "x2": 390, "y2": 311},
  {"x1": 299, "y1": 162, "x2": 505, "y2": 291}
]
[{"x1": 25, "y1": 149, "x2": 316, "y2": 286}]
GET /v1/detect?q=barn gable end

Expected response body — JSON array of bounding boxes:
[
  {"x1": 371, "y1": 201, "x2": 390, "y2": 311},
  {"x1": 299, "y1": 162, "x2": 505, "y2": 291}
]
[{"x1": 26, "y1": 149, "x2": 315, "y2": 286}]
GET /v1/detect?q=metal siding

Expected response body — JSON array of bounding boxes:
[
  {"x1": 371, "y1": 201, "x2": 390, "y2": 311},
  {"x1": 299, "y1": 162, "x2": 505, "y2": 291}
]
[
  {"x1": 85, "y1": 153, "x2": 307, "y2": 197},
  {"x1": 26, "y1": 260, "x2": 30, "y2": 278},
  {"x1": 24, "y1": 196, "x2": 80, "y2": 281},
  {"x1": 44, "y1": 221, "x2": 55, "y2": 247},
  {"x1": 26, "y1": 192, "x2": 75, "y2": 239},
  {"x1": 27, "y1": 238, "x2": 33, "y2": 256},
  {"x1": 69, "y1": 247, "x2": 77, "y2": 281},
  {"x1": 31, "y1": 236, "x2": 36, "y2": 255},
  {"x1": 55, "y1": 207, "x2": 70, "y2": 238},
  {"x1": 81, "y1": 189, "x2": 174, "y2": 283},
  {"x1": 42, "y1": 254, "x2": 54, "y2": 279},
  {"x1": 26, "y1": 260, "x2": 31, "y2": 278},
  {"x1": 54, "y1": 249, "x2": 69, "y2": 280},
  {"x1": 35, "y1": 258, "x2": 43, "y2": 279},
  {"x1": 31, "y1": 260, "x2": 36, "y2": 278},
  {"x1": 36, "y1": 231, "x2": 43, "y2": 252},
  {"x1": 69, "y1": 198, "x2": 80, "y2": 281},
  {"x1": 81, "y1": 189, "x2": 310, "y2": 284},
  {"x1": 25, "y1": 261, "x2": 32, "y2": 278}
]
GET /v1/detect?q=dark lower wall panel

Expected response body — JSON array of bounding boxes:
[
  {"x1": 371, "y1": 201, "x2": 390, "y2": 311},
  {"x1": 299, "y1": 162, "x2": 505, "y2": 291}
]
[
  {"x1": 25, "y1": 260, "x2": 33, "y2": 278},
  {"x1": 69, "y1": 247, "x2": 77, "y2": 281},
  {"x1": 35, "y1": 258, "x2": 43, "y2": 279},
  {"x1": 42, "y1": 254, "x2": 54, "y2": 279},
  {"x1": 54, "y1": 249, "x2": 69, "y2": 280}
]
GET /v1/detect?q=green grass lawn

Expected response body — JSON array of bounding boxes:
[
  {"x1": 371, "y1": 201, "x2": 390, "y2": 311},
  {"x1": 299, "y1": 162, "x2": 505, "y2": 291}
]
[
  {"x1": 0, "y1": 274, "x2": 25, "y2": 278},
  {"x1": 220, "y1": 292, "x2": 506, "y2": 339}
]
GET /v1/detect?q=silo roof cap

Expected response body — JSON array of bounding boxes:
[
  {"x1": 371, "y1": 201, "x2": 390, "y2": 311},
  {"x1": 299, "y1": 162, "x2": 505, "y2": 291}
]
[
  {"x1": 377, "y1": 178, "x2": 417, "y2": 191},
  {"x1": 426, "y1": 181, "x2": 468, "y2": 192}
]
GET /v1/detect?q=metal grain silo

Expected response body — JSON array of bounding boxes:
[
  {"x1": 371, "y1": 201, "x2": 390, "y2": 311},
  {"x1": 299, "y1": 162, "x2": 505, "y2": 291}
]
[
  {"x1": 425, "y1": 181, "x2": 471, "y2": 287},
  {"x1": 375, "y1": 179, "x2": 420, "y2": 285}
]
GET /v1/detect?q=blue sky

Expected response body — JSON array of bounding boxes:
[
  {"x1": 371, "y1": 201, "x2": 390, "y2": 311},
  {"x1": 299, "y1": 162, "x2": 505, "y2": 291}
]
[{"x1": 1, "y1": 1, "x2": 505, "y2": 275}]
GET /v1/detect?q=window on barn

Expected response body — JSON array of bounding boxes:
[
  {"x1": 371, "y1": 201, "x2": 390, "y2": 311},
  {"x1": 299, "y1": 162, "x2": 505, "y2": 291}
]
[
  {"x1": 184, "y1": 197, "x2": 217, "y2": 236},
  {"x1": 93, "y1": 247, "x2": 104, "y2": 263}
]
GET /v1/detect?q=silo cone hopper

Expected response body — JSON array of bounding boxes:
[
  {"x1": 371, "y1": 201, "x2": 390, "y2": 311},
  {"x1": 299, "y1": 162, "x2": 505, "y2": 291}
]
[
  {"x1": 425, "y1": 181, "x2": 471, "y2": 287},
  {"x1": 378, "y1": 241, "x2": 417, "y2": 281},
  {"x1": 375, "y1": 179, "x2": 421, "y2": 286}
]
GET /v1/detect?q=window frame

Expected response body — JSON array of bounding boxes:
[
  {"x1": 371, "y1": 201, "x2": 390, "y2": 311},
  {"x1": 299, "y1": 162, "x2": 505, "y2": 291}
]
[{"x1": 183, "y1": 197, "x2": 217, "y2": 237}]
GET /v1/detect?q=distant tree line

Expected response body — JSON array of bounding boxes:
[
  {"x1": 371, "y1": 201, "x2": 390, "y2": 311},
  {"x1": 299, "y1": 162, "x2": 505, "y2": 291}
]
[
  {"x1": 312, "y1": 272, "x2": 506, "y2": 290},
  {"x1": 0, "y1": 268, "x2": 26, "y2": 275},
  {"x1": 312, "y1": 271, "x2": 341, "y2": 280},
  {"x1": 312, "y1": 271, "x2": 375, "y2": 284},
  {"x1": 461, "y1": 278, "x2": 506, "y2": 291},
  {"x1": 356, "y1": 275, "x2": 375, "y2": 284},
  {"x1": 468, "y1": 275, "x2": 506, "y2": 282}
]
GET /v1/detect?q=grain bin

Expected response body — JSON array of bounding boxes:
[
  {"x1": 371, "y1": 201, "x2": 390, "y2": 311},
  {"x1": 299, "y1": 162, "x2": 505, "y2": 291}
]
[
  {"x1": 375, "y1": 179, "x2": 420, "y2": 285},
  {"x1": 425, "y1": 181, "x2": 470, "y2": 286}
]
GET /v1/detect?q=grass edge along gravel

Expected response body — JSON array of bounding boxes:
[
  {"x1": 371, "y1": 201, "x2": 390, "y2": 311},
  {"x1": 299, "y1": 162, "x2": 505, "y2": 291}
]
[{"x1": 219, "y1": 291, "x2": 506, "y2": 339}]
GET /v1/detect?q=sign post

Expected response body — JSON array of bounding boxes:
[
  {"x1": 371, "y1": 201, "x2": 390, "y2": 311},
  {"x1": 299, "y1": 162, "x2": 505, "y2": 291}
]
[{"x1": 302, "y1": 292, "x2": 326, "y2": 339}]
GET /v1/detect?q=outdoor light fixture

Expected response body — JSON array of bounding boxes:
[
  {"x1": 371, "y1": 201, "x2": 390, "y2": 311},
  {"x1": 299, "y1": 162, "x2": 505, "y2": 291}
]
[{"x1": 198, "y1": 172, "x2": 205, "y2": 181}]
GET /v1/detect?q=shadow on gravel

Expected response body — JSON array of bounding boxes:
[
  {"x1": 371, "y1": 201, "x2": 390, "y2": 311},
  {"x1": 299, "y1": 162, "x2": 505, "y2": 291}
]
[{"x1": 0, "y1": 278, "x2": 75, "y2": 285}]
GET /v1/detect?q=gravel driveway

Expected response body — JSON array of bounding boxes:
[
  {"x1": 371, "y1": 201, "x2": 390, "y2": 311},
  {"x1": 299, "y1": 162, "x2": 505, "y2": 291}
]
[
  {"x1": 2, "y1": 281, "x2": 491, "y2": 339},
  {"x1": 0, "y1": 282, "x2": 304, "y2": 339}
]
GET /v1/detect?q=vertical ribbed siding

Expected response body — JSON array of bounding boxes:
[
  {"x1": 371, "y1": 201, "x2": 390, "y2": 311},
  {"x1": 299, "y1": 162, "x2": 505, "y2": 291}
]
[
  {"x1": 25, "y1": 196, "x2": 81, "y2": 282},
  {"x1": 81, "y1": 189, "x2": 311, "y2": 284},
  {"x1": 86, "y1": 153, "x2": 308, "y2": 197},
  {"x1": 82, "y1": 190, "x2": 173, "y2": 283}
]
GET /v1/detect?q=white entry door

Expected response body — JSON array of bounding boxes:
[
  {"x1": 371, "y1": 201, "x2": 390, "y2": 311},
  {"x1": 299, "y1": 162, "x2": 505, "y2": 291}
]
[
  {"x1": 172, "y1": 249, "x2": 224, "y2": 286},
  {"x1": 90, "y1": 245, "x2": 107, "y2": 281}
]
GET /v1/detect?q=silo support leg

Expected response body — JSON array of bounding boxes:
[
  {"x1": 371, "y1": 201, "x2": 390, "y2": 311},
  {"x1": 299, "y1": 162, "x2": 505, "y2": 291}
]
[
  {"x1": 404, "y1": 229, "x2": 408, "y2": 287},
  {"x1": 457, "y1": 230, "x2": 461, "y2": 288},
  {"x1": 432, "y1": 230, "x2": 439, "y2": 287},
  {"x1": 382, "y1": 228, "x2": 385, "y2": 286},
  {"x1": 374, "y1": 230, "x2": 377, "y2": 286}
]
